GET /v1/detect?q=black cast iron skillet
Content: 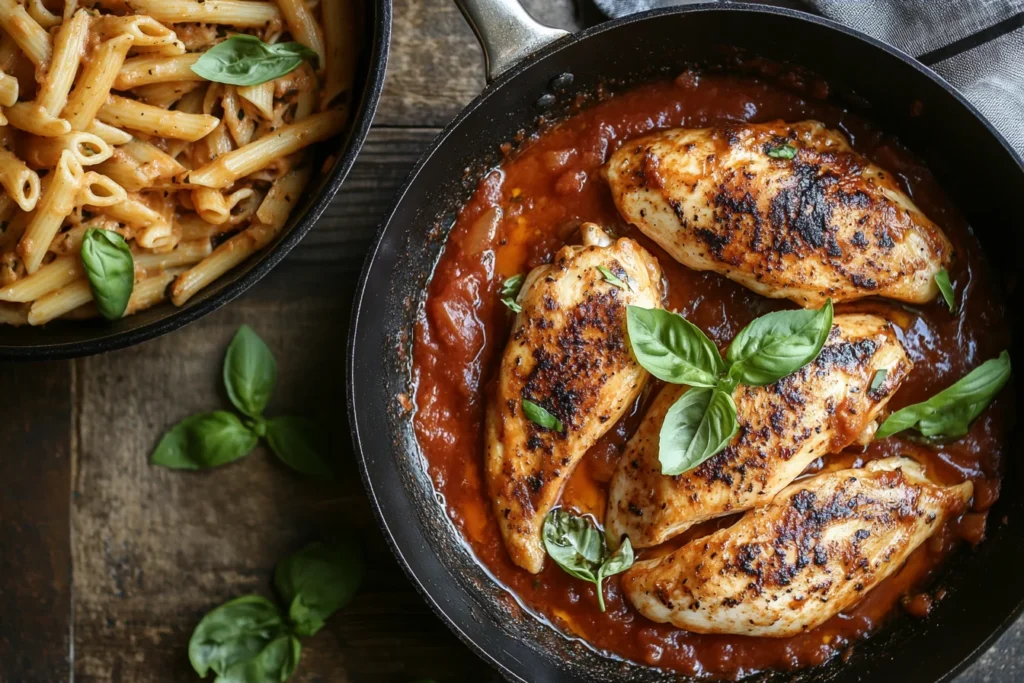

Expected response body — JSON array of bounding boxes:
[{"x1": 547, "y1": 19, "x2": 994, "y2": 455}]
[
  {"x1": 349, "y1": 2, "x2": 1024, "y2": 681},
  {"x1": 0, "y1": 0, "x2": 392, "y2": 360}
]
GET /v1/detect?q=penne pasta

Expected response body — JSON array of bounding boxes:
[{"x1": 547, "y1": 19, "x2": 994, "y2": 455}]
[
  {"x1": 0, "y1": 148, "x2": 41, "y2": 211},
  {"x1": 126, "y1": 0, "x2": 281, "y2": 27},
  {"x1": 63, "y1": 34, "x2": 134, "y2": 131},
  {"x1": 276, "y1": 0, "x2": 325, "y2": 69},
  {"x1": 26, "y1": 0, "x2": 61, "y2": 30},
  {"x1": 0, "y1": 0, "x2": 51, "y2": 67},
  {"x1": 5, "y1": 103, "x2": 71, "y2": 137},
  {"x1": 86, "y1": 120, "x2": 134, "y2": 146},
  {"x1": 94, "y1": 14, "x2": 183, "y2": 51},
  {"x1": 36, "y1": 10, "x2": 90, "y2": 118},
  {"x1": 134, "y1": 238, "x2": 211, "y2": 272},
  {"x1": 237, "y1": 81, "x2": 273, "y2": 120},
  {"x1": 134, "y1": 81, "x2": 203, "y2": 109},
  {"x1": 0, "y1": 254, "x2": 83, "y2": 302},
  {"x1": 115, "y1": 54, "x2": 203, "y2": 90},
  {"x1": 125, "y1": 268, "x2": 181, "y2": 315},
  {"x1": 27, "y1": 277, "x2": 93, "y2": 325},
  {"x1": 0, "y1": 69, "x2": 17, "y2": 106},
  {"x1": 77, "y1": 172, "x2": 127, "y2": 208},
  {"x1": 98, "y1": 95, "x2": 220, "y2": 141},
  {"x1": 22, "y1": 132, "x2": 112, "y2": 169},
  {"x1": 18, "y1": 150, "x2": 84, "y2": 273}
]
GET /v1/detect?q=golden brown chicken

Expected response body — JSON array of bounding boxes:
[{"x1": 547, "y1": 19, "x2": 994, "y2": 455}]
[
  {"x1": 621, "y1": 457, "x2": 972, "y2": 637},
  {"x1": 604, "y1": 121, "x2": 953, "y2": 307},
  {"x1": 606, "y1": 313, "x2": 911, "y2": 549},
  {"x1": 486, "y1": 224, "x2": 663, "y2": 573}
]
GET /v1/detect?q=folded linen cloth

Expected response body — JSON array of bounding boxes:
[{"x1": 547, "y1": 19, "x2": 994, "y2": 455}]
[{"x1": 591, "y1": 0, "x2": 1024, "y2": 156}]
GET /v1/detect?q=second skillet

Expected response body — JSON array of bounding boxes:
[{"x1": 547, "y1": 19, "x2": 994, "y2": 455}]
[{"x1": 349, "y1": 1, "x2": 1024, "y2": 681}]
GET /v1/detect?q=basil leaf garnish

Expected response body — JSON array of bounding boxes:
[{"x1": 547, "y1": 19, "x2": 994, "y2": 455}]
[
  {"x1": 870, "y1": 368, "x2": 887, "y2": 392},
  {"x1": 265, "y1": 416, "x2": 334, "y2": 479},
  {"x1": 766, "y1": 143, "x2": 797, "y2": 159},
  {"x1": 725, "y1": 300, "x2": 833, "y2": 386},
  {"x1": 188, "y1": 595, "x2": 286, "y2": 678},
  {"x1": 935, "y1": 268, "x2": 956, "y2": 314},
  {"x1": 191, "y1": 35, "x2": 319, "y2": 86},
  {"x1": 626, "y1": 306, "x2": 724, "y2": 387},
  {"x1": 80, "y1": 228, "x2": 134, "y2": 320},
  {"x1": 542, "y1": 509, "x2": 633, "y2": 612},
  {"x1": 224, "y1": 325, "x2": 277, "y2": 418},
  {"x1": 274, "y1": 539, "x2": 364, "y2": 637},
  {"x1": 499, "y1": 273, "x2": 524, "y2": 312},
  {"x1": 151, "y1": 411, "x2": 258, "y2": 470},
  {"x1": 596, "y1": 265, "x2": 627, "y2": 290},
  {"x1": 215, "y1": 635, "x2": 301, "y2": 683},
  {"x1": 659, "y1": 387, "x2": 739, "y2": 476},
  {"x1": 522, "y1": 399, "x2": 563, "y2": 432},
  {"x1": 876, "y1": 351, "x2": 1011, "y2": 440}
]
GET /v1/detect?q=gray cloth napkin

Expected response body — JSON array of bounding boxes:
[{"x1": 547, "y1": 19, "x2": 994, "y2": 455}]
[{"x1": 592, "y1": 0, "x2": 1024, "y2": 156}]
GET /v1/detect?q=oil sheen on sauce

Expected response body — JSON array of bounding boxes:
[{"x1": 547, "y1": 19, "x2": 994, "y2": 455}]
[{"x1": 411, "y1": 72, "x2": 1011, "y2": 679}]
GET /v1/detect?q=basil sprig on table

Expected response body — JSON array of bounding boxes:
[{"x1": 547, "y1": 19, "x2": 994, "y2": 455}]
[
  {"x1": 543, "y1": 509, "x2": 633, "y2": 612},
  {"x1": 876, "y1": 351, "x2": 1011, "y2": 440},
  {"x1": 152, "y1": 325, "x2": 334, "y2": 478},
  {"x1": 191, "y1": 35, "x2": 319, "y2": 87},
  {"x1": 627, "y1": 301, "x2": 833, "y2": 475},
  {"x1": 189, "y1": 539, "x2": 363, "y2": 682},
  {"x1": 934, "y1": 268, "x2": 957, "y2": 314},
  {"x1": 80, "y1": 228, "x2": 134, "y2": 320}
]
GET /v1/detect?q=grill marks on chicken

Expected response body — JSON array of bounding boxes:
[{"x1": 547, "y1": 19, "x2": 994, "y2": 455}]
[
  {"x1": 606, "y1": 314, "x2": 912, "y2": 549},
  {"x1": 622, "y1": 457, "x2": 973, "y2": 637},
  {"x1": 604, "y1": 121, "x2": 953, "y2": 306},
  {"x1": 485, "y1": 225, "x2": 663, "y2": 573}
]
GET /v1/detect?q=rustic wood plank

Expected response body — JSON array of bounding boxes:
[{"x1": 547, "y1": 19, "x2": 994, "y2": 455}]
[{"x1": 0, "y1": 361, "x2": 73, "y2": 682}]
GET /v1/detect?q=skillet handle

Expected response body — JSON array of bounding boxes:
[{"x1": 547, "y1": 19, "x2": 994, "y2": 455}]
[{"x1": 454, "y1": 0, "x2": 569, "y2": 82}]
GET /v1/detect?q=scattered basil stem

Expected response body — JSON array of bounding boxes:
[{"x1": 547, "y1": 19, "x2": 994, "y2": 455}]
[
  {"x1": 542, "y1": 509, "x2": 634, "y2": 612},
  {"x1": 626, "y1": 301, "x2": 833, "y2": 475},
  {"x1": 597, "y1": 265, "x2": 627, "y2": 290},
  {"x1": 80, "y1": 228, "x2": 134, "y2": 320},
  {"x1": 876, "y1": 350, "x2": 1011, "y2": 440},
  {"x1": 766, "y1": 143, "x2": 797, "y2": 159},
  {"x1": 870, "y1": 368, "x2": 887, "y2": 392},
  {"x1": 522, "y1": 399, "x2": 564, "y2": 432},
  {"x1": 934, "y1": 268, "x2": 957, "y2": 314},
  {"x1": 191, "y1": 35, "x2": 319, "y2": 86},
  {"x1": 499, "y1": 273, "x2": 524, "y2": 313},
  {"x1": 151, "y1": 325, "x2": 334, "y2": 478}
]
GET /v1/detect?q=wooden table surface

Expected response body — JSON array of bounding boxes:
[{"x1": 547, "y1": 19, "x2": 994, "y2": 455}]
[{"x1": 1, "y1": 1, "x2": 1021, "y2": 681}]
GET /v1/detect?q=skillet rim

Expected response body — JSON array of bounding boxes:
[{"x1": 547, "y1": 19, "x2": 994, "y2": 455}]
[
  {"x1": 0, "y1": 0, "x2": 393, "y2": 361},
  {"x1": 347, "y1": 3, "x2": 1024, "y2": 681}
]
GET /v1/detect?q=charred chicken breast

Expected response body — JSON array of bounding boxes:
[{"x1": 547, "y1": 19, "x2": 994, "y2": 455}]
[
  {"x1": 486, "y1": 224, "x2": 663, "y2": 573},
  {"x1": 604, "y1": 121, "x2": 953, "y2": 307},
  {"x1": 606, "y1": 313, "x2": 911, "y2": 549},
  {"x1": 621, "y1": 457, "x2": 973, "y2": 637}
]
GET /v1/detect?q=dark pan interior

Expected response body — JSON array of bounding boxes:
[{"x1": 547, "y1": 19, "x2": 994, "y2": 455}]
[
  {"x1": 349, "y1": 4, "x2": 1023, "y2": 682},
  {"x1": 0, "y1": 0, "x2": 392, "y2": 360}
]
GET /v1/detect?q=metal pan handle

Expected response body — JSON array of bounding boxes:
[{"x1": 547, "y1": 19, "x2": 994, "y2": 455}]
[{"x1": 454, "y1": 0, "x2": 569, "y2": 82}]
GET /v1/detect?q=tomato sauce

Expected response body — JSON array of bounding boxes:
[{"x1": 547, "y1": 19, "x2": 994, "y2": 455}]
[{"x1": 410, "y1": 71, "x2": 1012, "y2": 679}]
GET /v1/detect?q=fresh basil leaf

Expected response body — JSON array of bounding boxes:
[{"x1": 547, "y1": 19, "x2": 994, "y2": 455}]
[
  {"x1": 596, "y1": 265, "x2": 627, "y2": 290},
  {"x1": 522, "y1": 399, "x2": 564, "y2": 432},
  {"x1": 626, "y1": 306, "x2": 724, "y2": 387},
  {"x1": 223, "y1": 325, "x2": 276, "y2": 418},
  {"x1": 876, "y1": 351, "x2": 1011, "y2": 440},
  {"x1": 499, "y1": 273, "x2": 524, "y2": 312},
  {"x1": 659, "y1": 387, "x2": 739, "y2": 476},
  {"x1": 595, "y1": 537, "x2": 634, "y2": 612},
  {"x1": 543, "y1": 508, "x2": 604, "y2": 584},
  {"x1": 725, "y1": 300, "x2": 833, "y2": 386},
  {"x1": 151, "y1": 411, "x2": 258, "y2": 470},
  {"x1": 766, "y1": 143, "x2": 797, "y2": 159},
  {"x1": 265, "y1": 416, "x2": 334, "y2": 479},
  {"x1": 188, "y1": 595, "x2": 286, "y2": 678},
  {"x1": 215, "y1": 635, "x2": 301, "y2": 683},
  {"x1": 191, "y1": 35, "x2": 319, "y2": 87},
  {"x1": 80, "y1": 228, "x2": 134, "y2": 320},
  {"x1": 274, "y1": 539, "x2": 364, "y2": 637},
  {"x1": 870, "y1": 368, "x2": 887, "y2": 392},
  {"x1": 935, "y1": 268, "x2": 956, "y2": 314}
]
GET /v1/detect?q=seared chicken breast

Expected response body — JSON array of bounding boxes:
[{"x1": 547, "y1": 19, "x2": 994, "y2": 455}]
[
  {"x1": 486, "y1": 224, "x2": 663, "y2": 573},
  {"x1": 606, "y1": 314, "x2": 911, "y2": 549},
  {"x1": 622, "y1": 457, "x2": 972, "y2": 637},
  {"x1": 604, "y1": 121, "x2": 953, "y2": 307}
]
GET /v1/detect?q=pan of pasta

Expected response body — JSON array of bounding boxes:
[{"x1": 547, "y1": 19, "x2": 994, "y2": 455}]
[{"x1": 0, "y1": 0, "x2": 390, "y2": 358}]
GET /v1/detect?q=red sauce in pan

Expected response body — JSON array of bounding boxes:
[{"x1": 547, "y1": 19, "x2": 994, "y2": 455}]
[{"x1": 410, "y1": 72, "x2": 1012, "y2": 678}]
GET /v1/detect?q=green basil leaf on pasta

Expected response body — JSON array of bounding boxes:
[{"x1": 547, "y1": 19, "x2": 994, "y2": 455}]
[
  {"x1": 522, "y1": 399, "x2": 563, "y2": 432},
  {"x1": 223, "y1": 325, "x2": 277, "y2": 418},
  {"x1": 935, "y1": 268, "x2": 956, "y2": 314},
  {"x1": 274, "y1": 538, "x2": 364, "y2": 637},
  {"x1": 151, "y1": 411, "x2": 258, "y2": 470},
  {"x1": 215, "y1": 634, "x2": 301, "y2": 683},
  {"x1": 659, "y1": 387, "x2": 739, "y2": 476},
  {"x1": 265, "y1": 416, "x2": 334, "y2": 479},
  {"x1": 188, "y1": 595, "x2": 286, "y2": 678},
  {"x1": 876, "y1": 351, "x2": 1011, "y2": 440},
  {"x1": 725, "y1": 300, "x2": 833, "y2": 386},
  {"x1": 80, "y1": 228, "x2": 134, "y2": 320},
  {"x1": 626, "y1": 306, "x2": 724, "y2": 387},
  {"x1": 192, "y1": 35, "x2": 319, "y2": 87}
]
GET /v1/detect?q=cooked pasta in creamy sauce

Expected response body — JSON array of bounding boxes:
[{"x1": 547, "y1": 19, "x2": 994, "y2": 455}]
[{"x1": 0, "y1": 0, "x2": 357, "y2": 326}]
